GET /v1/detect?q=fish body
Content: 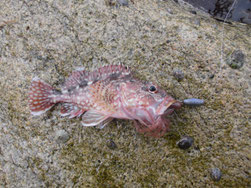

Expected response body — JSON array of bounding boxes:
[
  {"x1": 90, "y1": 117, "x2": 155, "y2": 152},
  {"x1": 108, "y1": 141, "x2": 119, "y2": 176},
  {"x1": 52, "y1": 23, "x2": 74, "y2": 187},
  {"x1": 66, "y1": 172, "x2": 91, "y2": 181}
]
[{"x1": 29, "y1": 65, "x2": 181, "y2": 137}]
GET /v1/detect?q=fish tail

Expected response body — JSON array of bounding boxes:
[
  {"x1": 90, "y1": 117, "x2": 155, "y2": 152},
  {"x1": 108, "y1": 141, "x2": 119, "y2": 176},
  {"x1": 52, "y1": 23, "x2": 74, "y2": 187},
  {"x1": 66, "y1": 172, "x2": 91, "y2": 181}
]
[{"x1": 28, "y1": 77, "x2": 60, "y2": 115}]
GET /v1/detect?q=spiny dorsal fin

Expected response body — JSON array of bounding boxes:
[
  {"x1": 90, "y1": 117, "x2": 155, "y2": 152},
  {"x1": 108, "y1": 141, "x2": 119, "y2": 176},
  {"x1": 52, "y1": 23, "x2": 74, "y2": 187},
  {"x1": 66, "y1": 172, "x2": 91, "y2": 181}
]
[
  {"x1": 62, "y1": 68, "x2": 88, "y2": 91},
  {"x1": 62, "y1": 65, "x2": 131, "y2": 91}
]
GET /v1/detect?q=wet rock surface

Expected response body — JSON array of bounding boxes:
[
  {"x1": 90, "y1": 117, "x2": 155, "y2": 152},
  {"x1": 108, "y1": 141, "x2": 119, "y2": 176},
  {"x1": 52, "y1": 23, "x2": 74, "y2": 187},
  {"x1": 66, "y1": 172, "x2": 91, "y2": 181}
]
[
  {"x1": 182, "y1": 0, "x2": 251, "y2": 24},
  {"x1": 0, "y1": 0, "x2": 250, "y2": 187}
]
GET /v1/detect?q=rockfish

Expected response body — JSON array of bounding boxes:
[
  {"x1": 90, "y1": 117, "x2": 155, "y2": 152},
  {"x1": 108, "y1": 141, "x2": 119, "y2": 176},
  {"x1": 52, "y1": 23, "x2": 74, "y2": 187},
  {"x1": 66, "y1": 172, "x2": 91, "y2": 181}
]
[{"x1": 29, "y1": 65, "x2": 182, "y2": 137}]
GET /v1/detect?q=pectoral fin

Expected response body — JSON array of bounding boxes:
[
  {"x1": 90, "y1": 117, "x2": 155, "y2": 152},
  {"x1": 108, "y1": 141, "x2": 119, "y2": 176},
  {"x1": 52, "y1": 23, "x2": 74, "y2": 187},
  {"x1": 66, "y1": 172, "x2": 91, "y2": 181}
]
[
  {"x1": 96, "y1": 117, "x2": 113, "y2": 129},
  {"x1": 81, "y1": 110, "x2": 111, "y2": 127}
]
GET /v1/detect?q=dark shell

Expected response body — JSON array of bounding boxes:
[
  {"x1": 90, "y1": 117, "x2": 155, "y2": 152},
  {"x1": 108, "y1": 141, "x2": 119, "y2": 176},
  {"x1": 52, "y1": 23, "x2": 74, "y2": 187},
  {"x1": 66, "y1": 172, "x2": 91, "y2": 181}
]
[
  {"x1": 107, "y1": 139, "x2": 117, "y2": 150},
  {"x1": 177, "y1": 136, "x2": 194, "y2": 149}
]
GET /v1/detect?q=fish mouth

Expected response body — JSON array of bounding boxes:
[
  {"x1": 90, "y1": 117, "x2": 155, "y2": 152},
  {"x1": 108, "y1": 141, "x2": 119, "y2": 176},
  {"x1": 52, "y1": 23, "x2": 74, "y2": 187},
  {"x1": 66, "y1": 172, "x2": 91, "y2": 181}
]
[
  {"x1": 130, "y1": 98, "x2": 182, "y2": 127},
  {"x1": 119, "y1": 95, "x2": 182, "y2": 131},
  {"x1": 156, "y1": 97, "x2": 182, "y2": 116},
  {"x1": 132, "y1": 99, "x2": 182, "y2": 137},
  {"x1": 163, "y1": 101, "x2": 182, "y2": 115}
]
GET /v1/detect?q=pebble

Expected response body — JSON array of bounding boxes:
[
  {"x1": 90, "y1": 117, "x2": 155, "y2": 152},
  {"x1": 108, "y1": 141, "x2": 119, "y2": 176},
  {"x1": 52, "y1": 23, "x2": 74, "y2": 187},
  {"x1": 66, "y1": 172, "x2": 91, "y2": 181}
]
[
  {"x1": 183, "y1": 98, "x2": 204, "y2": 106},
  {"x1": 210, "y1": 168, "x2": 222, "y2": 181},
  {"x1": 107, "y1": 139, "x2": 117, "y2": 150},
  {"x1": 105, "y1": 0, "x2": 116, "y2": 6},
  {"x1": 190, "y1": 10, "x2": 197, "y2": 15},
  {"x1": 212, "y1": 24, "x2": 218, "y2": 29},
  {"x1": 177, "y1": 136, "x2": 194, "y2": 150},
  {"x1": 173, "y1": 69, "x2": 184, "y2": 81},
  {"x1": 226, "y1": 50, "x2": 245, "y2": 69},
  {"x1": 166, "y1": 8, "x2": 174, "y2": 15},
  {"x1": 55, "y1": 130, "x2": 69, "y2": 143},
  {"x1": 209, "y1": 74, "x2": 214, "y2": 79}
]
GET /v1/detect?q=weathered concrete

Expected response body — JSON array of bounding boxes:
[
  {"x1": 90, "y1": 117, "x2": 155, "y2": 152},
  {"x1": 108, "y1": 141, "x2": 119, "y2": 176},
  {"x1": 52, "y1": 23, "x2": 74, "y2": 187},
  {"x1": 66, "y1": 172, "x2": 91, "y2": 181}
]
[{"x1": 0, "y1": 0, "x2": 250, "y2": 187}]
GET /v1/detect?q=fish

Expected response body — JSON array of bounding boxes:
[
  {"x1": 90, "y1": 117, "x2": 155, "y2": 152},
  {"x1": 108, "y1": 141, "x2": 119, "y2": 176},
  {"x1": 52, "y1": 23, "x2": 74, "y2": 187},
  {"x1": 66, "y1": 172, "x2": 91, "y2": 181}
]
[{"x1": 28, "y1": 64, "x2": 182, "y2": 137}]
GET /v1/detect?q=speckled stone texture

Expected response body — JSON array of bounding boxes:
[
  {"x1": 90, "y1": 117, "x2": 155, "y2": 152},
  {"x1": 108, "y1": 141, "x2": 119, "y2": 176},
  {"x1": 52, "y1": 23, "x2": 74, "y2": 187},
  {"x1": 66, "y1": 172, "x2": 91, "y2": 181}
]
[{"x1": 0, "y1": 0, "x2": 250, "y2": 187}]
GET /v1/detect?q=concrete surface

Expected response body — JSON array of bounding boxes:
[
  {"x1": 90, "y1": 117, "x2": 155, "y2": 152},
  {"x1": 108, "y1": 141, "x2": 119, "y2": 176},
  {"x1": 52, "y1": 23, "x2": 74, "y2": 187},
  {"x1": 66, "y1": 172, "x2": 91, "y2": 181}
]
[{"x1": 0, "y1": 0, "x2": 250, "y2": 187}]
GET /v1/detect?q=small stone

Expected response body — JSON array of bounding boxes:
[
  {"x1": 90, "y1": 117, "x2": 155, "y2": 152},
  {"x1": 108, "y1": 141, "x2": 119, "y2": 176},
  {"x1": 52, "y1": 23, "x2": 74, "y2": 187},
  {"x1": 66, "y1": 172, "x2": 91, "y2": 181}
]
[
  {"x1": 107, "y1": 139, "x2": 117, "y2": 150},
  {"x1": 55, "y1": 130, "x2": 69, "y2": 143},
  {"x1": 177, "y1": 136, "x2": 194, "y2": 149},
  {"x1": 210, "y1": 168, "x2": 222, "y2": 181},
  {"x1": 173, "y1": 69, "x2": 184, "y2": 81},
  {"x1": 117, "y1": 0, "x2": 128, "y2": 6},
  {"x1": 190, "y1": 10, "x2": 197, "y2": 15},
  {"x1": 212, "y1": 24, "x2": 217, "y2": 29},
  {"x1": 209, "y1": 74, "x2": 214, "y2": 79},
  {"x1": 166, "y1": 8, "x2": 174, "y2": 15},
  {"x1": 105, "y1": 0, "x2": 117, "y2": 6},
  {"x1": 226, "y1": 50, "x2": 245, "y2": 69}
]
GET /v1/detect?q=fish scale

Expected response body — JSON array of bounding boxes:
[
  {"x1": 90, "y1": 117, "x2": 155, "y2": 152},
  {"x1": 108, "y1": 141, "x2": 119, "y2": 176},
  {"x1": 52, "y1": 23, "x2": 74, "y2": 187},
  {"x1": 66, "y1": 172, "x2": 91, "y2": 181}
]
[{"x1": 89, "y1": 81, "x2": 114, "y2": 112}]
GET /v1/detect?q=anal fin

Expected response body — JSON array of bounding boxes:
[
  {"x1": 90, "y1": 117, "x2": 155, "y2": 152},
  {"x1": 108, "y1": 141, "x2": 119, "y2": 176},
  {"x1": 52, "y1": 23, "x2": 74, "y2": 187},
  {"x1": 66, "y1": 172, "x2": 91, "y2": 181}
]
[{"x1": 60, "y1": 103, "x2": 85, "y2": 119}]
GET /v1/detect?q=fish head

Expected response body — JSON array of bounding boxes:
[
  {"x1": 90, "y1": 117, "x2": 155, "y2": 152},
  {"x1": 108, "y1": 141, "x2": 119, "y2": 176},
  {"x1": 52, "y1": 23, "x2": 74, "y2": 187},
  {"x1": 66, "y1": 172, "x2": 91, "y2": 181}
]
[{"x1": 119, "y1": 80, "x2": 182, "y2": 136}]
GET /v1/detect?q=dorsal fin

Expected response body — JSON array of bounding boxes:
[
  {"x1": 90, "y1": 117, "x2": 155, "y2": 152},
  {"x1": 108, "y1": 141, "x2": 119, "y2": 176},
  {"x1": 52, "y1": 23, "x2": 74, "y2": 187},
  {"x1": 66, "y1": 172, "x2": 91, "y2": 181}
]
[{"x1": 62, "y1": 65, "x2": 131, "y2": 91}]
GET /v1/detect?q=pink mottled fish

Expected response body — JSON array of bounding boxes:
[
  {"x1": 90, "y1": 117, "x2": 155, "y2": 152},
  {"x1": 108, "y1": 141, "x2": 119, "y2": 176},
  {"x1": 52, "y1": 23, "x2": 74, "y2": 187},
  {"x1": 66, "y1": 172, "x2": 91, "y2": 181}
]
[{"x1": 29, "y1": 65, "x2": 182, "y2": 137}]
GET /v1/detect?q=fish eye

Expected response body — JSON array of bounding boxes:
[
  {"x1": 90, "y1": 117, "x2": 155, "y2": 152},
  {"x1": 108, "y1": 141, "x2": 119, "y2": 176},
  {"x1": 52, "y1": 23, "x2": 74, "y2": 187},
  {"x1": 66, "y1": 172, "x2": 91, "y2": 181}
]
[{"x1": 149, "y1": 85, "x2": 157, "y2": 93}]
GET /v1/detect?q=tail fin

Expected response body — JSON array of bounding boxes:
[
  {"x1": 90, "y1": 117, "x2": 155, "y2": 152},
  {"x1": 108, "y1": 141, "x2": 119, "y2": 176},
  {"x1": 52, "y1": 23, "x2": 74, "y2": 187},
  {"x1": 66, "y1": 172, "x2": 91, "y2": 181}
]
[{"x1": 28, "y1": 77, "x2": 58, "y2": 116}]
